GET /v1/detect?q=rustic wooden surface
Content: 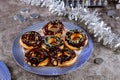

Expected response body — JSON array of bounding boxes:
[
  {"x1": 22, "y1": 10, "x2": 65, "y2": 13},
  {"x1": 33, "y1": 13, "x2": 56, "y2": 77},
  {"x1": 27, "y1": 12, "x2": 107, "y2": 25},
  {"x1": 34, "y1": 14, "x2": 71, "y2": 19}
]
[{"x1": 0, "y1": 0, "x2": 120, "y2": 80}]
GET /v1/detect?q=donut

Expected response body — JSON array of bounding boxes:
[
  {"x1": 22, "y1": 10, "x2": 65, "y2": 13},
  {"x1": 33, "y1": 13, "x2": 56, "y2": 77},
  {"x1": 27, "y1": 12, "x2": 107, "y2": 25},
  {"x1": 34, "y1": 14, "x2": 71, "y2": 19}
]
[
  {"x1": 51, "y1": 48, "x2": 77, "y2": 67},
  {"x1": 20, "y1": 31, "x2": 42, "y2": 50},
  {"x1": 42, "y1": 36, "x2": 64, "y2": 50},
  {"x1": 42, "y1": 20, "x2": 64, "y2": 37},
  {"x1": 25, "y1": 48, "x2": 50, "y2": 67},
  {"x1": 64, "y1": 29, "x2": 88, "y2": 50}
]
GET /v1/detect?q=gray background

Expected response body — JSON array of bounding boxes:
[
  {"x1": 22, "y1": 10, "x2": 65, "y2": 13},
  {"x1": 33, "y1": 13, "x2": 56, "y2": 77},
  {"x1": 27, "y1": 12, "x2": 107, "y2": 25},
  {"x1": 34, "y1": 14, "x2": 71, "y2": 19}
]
[{"x1": 0, "y1": 0, "x2": 120, "y2": 80}]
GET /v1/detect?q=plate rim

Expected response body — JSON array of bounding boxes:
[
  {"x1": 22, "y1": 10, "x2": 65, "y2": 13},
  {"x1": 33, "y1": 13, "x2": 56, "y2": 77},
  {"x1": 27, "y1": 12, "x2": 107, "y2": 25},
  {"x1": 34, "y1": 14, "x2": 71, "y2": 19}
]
[{"x1": 0, "y1": 61, "x2": 11, "y2": 80}]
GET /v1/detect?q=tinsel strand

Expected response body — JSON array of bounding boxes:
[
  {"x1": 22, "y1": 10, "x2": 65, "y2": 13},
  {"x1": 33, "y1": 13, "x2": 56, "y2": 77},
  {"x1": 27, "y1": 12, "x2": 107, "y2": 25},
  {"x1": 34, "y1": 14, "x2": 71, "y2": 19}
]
[{"x1": 20, "y1": 0, "x2": 66, "y2": 16}]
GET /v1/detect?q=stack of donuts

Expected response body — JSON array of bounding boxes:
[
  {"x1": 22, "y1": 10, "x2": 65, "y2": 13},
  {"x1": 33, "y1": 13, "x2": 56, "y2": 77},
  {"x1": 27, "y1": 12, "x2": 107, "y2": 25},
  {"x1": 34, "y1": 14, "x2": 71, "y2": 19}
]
[{"x1": 19, "y1": 20, "x2": 88, "y2": 67}]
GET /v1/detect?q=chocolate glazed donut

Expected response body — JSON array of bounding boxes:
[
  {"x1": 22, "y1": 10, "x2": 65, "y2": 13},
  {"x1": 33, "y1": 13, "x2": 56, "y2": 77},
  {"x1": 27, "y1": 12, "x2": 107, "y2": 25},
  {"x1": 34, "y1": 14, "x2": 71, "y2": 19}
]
[
  {"x1": 42, "y1": 20, "x2": 64, "y2": 37},
  {"x1": 64, "y1": 29, "x2": 88, "y2": 50},
  {"x1": 20, "y1": 31, "x2": 42, "y2": 50},
  {"x1": 25, "y1": 48, "x2": 50, "y2": 67},
  {"x1": 51, "y1": 48, "x2": 77, "y2": 67},
  {"x1": 42, "y1": 36, "x2": 64, "y2": 50}
]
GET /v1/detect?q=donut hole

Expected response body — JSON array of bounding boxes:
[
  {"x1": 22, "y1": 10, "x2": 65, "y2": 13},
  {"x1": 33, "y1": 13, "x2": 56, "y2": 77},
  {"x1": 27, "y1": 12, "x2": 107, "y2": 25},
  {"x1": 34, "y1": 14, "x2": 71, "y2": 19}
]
[
  {"x1": 57, "y1": 52, "x2": 63, "y2": 57},
  {"x1": 57, "y1": 52, "x2": 70, "y2": 58},
  {"x1": 32, "y1": 53, "x2": 36, "y2": 57},
  {"x1": 70, "y1": 33, "x2": 82, "y2": 42},
  {"x1": 64, "y1": 52, "x2": 71, "y2": 57},
  {"x1": 48, "y1": 38, "x2": 57, "y2": 45},
  {"x1": 48, "y1": 24, "x2": 59, "y2": 32}
]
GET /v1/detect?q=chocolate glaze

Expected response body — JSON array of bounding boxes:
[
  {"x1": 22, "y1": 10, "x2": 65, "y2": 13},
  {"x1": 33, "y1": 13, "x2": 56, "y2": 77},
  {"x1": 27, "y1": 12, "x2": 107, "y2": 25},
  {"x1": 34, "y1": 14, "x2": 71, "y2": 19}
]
[
  {"x1": 65, "y1": 30, "x2": 87, "y2": 48},
  {"x1": 44, "y1": 36, "x2": 64, "y2": 50},
  {"x1": 51, "y1": 48, "x2": 76, "y2": 66},
  {"x1": 21, "y1": 31, "x2": 42, "y2": 47},
  {"x1": 42, "y1": 20, "x2": 64, "y2": 35},
  {"x1": 25, "y1": 48, "x2": 50, "y2": 66}
]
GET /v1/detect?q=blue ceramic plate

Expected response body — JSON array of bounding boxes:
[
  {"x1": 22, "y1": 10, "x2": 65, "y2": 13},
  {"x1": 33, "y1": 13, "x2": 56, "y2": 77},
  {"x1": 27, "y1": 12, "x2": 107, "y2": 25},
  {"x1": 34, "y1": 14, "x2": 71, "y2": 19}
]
[
  {"x1": 12, "y1": 21, "x2": 93, "y2": 75},
  {"x1": 0, "y1": 61, "x2": 11, "y2": 80}
]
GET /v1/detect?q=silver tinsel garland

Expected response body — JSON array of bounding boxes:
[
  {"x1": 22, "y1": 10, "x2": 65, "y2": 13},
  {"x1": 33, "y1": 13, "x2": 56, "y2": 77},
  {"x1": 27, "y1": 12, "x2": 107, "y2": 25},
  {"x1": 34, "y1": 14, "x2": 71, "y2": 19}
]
[
  {"x1": 20, "y1": 0, "x2": 120, "y2": 51},
  {"x1": 20, "y1": 0, "x2": 66, "y2": 16}
]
